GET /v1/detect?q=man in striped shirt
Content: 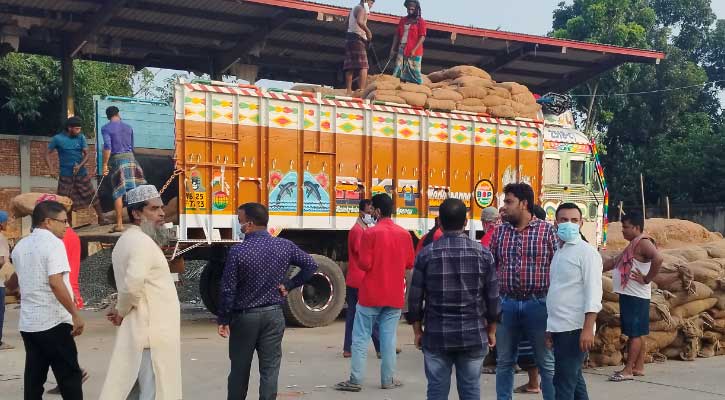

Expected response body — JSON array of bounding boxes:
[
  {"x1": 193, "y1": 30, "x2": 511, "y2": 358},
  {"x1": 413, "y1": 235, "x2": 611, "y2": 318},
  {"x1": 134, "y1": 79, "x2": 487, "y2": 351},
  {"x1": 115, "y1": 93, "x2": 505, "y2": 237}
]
[{"x1": 490, "y1": 183, "x2": 558, "y2": 400}]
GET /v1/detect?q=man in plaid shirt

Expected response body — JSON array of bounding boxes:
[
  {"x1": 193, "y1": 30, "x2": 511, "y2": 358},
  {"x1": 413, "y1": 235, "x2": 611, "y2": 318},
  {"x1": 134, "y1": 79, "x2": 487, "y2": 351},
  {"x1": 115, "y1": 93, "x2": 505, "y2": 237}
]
[
  {"x1": 490, "y1": 183, "x2": 558, "y2": 400},
  {"x1": 408, "y1": 198, "x2": 500, "y2": 400}
]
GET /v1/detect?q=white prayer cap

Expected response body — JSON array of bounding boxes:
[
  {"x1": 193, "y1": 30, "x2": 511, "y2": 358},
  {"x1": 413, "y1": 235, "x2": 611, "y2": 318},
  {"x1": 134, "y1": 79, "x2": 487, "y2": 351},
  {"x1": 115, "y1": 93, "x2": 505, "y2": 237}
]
[{"x1": 125, "y1": 185, "x2": 161, "y2": 205}]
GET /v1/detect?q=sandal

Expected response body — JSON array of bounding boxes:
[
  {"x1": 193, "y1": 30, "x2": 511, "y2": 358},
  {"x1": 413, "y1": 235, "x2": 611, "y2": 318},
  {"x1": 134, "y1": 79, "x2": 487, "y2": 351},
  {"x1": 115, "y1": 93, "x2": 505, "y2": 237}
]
[
  {"x1": 333, "y1": 381, "x2": 362, "y2": 392},
  {"x1": 381, "y1": 378, "x2": 403, "y2": 389},
  {"x1": 514, "y1": 384, "x2": 541, "y2": 394},
  {"x1": 608, "y1": 372, "x2": 634, "y2": 382}
]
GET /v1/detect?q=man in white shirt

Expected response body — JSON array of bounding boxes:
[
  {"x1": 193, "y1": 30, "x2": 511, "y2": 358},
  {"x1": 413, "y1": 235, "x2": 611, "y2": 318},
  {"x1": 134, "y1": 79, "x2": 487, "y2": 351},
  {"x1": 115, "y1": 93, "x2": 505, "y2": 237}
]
[
  {"x1": 7, "y1": 200, "x2": 85, "y2": 399},
  {"x1": 545, "y1": 203, "x2": 602, "y2": 400}
]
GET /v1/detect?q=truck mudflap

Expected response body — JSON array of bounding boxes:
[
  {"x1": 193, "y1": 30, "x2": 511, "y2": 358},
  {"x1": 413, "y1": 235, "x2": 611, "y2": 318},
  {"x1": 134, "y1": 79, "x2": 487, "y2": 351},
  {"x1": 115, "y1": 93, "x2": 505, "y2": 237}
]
[{"x1": 199, "y1": 254, "x2": 346, "y2": 328}]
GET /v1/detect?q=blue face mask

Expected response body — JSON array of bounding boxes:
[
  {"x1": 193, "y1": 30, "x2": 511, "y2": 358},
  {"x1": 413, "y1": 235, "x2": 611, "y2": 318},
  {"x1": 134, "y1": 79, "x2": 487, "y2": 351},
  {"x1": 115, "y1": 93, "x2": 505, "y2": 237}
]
[{"x1": 557, "y1": 222, "x2": 581, "y2": 243}]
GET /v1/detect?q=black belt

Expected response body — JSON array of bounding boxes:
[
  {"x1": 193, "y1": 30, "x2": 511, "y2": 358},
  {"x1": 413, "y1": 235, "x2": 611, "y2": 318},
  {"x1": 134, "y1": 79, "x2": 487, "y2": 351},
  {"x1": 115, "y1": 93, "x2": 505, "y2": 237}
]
[
  {"x1": 235, "y1": 304, "x2": 281, "y2": 314},
  {"x1": 505, "y1": 292, "x2": 546, "y2": 301}
]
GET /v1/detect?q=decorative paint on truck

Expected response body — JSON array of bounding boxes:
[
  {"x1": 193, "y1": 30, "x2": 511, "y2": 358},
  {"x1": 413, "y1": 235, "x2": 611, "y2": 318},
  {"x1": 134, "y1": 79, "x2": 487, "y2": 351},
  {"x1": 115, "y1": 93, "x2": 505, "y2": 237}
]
[{"x1": 174, "y1": 81, "x2": 544, "y2": 240}]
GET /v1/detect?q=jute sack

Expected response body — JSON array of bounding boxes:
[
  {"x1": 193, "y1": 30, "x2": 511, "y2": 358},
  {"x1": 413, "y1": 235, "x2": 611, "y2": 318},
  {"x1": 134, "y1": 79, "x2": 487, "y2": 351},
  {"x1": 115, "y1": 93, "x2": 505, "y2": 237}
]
[
  {"x1": 11, "y1": 193, "x2": 73, "y2": 218},
  {"x1": 710, "y1": 318, "x2": 725, "y2": 334},
  {"x1": 512, "y1": 92, "x2": 537, "y2": 104},
  {"x1": 458, "y1": 86, "x2": 490, "y2": 99},
  {"x1": 671, "y1": 298, "x2": 718, "y2": 318},
  {"x1": 453, "y1": 76, "x2": 495, "y2": 88},
  {"x1": 668, "y1": 281, "x2": 714, "y2": 307},
  {"x1": 714, "y1": 290, "x2": 725, "y2": 310},
  {"x1": 369, "y1": 93, "x2": 407, "y2": 104},
  {"x1": 698, "y1": 331, "x2": 720, "y2": 358},
  {"x1": 428, "y1": 70, "x2": 449, "y2": 83},
  {"x1": 650, "y1": 316, "x2": 682, "y2": 331},
  {"x1": 702, "y1": 239, "x2": 725, "y2": 258},
  {"x1": 686, "y1": 262, "x2": 724, "y2": 290},
  {"x1": 644, "y1": 330, "x2": 679, "y2": 351},
  {"x1": 489, "y1": 87, "x2": 513, "y2": 99},
  {"x1": 365, "y1": 89, "x2": 398, "y2": 99},
  {"x1": 663, "y1": 246, "x2": 709, "y2": 262},
  {"x1": 458, "y1": 98, "x2": 485, "y2": 107},
  {"x1": 708, "y1": 308, "x2": 725, "y2": 319},
  {"x1": 652, "y1": 264, "x2": 694, "y2": 293},
  {"x1": 368, "y1": 74, "x2": 401, "y2": 85},
  {"x1": 421, "y1": 74, "x2": 432, "y2": 85},
  {"x1": 488, "y1": 105, "x2": 516, "y2": 118},
  {"x1": 427, "y1": 80, "x2": 453, "y2": 89},
  {"x1": 495, "y1": 81, "x2": 529, "y2": 95},
  {"x1": 363, "y1": 80, "x2": 400, "y2": 98},
  {"x1": 397, "y1": 91, "x2": 428, "y2": 107},
  {"x1": 456, "y1": 105, "x2": 488, "y2": 114},
  {"x1": 481, "y1": 95, "x2": 509, "y2": 107},
  {"x1": 399, "y1": 83, "x2": 432, "y2": 96},
  {"x1": 662, "y1": 346, "x2": 683, "y2": 360},
  {"x1": 587, "y1": 352, "x2": 623, "y2": 367},
  {"x1": 426, "y1": 98, "x2": 456, "y2": 111},
  {"x1": 431, "y1": 88, "x2": 463, "y2": 101},
  {"x1": 445, "y1": 65, "x2": 491, "y2": 80},
  {"x1": 688, "y1": 259, "x2": 723, "y2": 273},
  {"x1": 602, "y1": 276, "x2": 619, "y2": 301}
]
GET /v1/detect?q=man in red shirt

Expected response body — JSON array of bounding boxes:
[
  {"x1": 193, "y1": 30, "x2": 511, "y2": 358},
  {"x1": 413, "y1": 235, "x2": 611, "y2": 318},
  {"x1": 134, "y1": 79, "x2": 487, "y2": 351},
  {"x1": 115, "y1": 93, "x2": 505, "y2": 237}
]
[
  {"x1": 63, "y1": 227, "x2": 84, "y2": 310},
  {"x1": 343, "y1": 199, "x2": 380, "y2": 358},
  {"x1": 480, "y1": 207, "x2": 498, "y2": 248},
  {"x1": 415, "y1": 217, "x2": 442, "y2": 255},
  {"x1": 335, "y1": 194, "x2": 414, "y2": 392}
]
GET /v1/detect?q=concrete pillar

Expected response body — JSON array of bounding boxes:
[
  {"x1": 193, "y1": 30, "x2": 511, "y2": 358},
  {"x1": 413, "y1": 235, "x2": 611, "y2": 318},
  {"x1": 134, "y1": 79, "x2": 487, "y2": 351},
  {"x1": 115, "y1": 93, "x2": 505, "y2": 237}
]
[
  {"x1": 60, "y1": 42, "x2": 75, "y2": 121},
  {"x1": 19, "y1": 136, "x2": 30, "y2": 235},
  {"x1": 229, "y1": 63, "x2": 259, "y2": 84}
]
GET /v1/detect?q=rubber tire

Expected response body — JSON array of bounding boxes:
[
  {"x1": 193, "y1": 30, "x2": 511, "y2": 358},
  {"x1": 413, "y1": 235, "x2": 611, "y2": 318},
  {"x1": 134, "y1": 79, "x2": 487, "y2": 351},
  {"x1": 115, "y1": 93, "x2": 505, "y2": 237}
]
[
  {"x1": 283, "y1": 254, "x2": 346, "y2": 328},
  {"x1": 107, "y1": 264, "x2": 117, "y2": 291},
  {"x1": 200, "y1": 260, "x2": 225, "y2": 316}
]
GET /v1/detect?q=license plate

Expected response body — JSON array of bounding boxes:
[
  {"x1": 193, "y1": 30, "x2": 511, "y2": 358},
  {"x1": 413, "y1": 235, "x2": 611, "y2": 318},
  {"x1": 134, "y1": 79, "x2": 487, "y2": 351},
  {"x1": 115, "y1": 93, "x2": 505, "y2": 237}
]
[{"x1": 185, "y1": 192, "x2": 207, "y2": 209}]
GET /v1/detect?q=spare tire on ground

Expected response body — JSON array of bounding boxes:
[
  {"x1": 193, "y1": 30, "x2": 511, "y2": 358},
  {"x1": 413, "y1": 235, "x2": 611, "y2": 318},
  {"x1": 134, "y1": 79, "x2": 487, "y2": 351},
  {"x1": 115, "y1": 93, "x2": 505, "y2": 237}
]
[{"x1": 284, "y1": 254, "x2": 346, "y2": 328}]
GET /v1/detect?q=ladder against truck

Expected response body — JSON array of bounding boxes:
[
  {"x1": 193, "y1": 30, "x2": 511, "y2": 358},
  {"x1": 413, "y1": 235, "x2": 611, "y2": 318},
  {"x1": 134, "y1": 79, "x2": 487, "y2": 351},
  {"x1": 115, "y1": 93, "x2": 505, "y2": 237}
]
[{"x1": 78, "y1": 80, "x2": 606, "y2": 328}]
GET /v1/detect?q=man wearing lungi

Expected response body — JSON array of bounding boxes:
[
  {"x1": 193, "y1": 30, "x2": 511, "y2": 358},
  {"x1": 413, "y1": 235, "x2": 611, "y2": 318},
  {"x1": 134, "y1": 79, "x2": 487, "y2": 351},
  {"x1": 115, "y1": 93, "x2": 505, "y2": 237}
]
[
  {"x1": 101, "y1": 106, "x2": 147, "y2": 233},
  {"x1": 345, "y1": 0, "x2": 375, "y2": 94},
  {"x1": 45, "y1": 116, "x2": 105, "y2": 225}
]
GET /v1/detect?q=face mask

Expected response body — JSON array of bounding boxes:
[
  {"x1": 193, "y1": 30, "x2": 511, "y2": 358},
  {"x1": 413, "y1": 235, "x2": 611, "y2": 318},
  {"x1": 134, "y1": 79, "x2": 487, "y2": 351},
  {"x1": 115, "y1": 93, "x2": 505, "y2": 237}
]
[
  {"x1": 363, "y1": 2, "x2": 370, "y2": 12},
  {"x1": 362, "y1": 214, "x2": 375, "y2": 226},
  {"x1": 238, "y1": 222, "x2": 250, "y2": 240},
  {"x1": 557, "y1": 222, "x2": 581, "y2": 243}
]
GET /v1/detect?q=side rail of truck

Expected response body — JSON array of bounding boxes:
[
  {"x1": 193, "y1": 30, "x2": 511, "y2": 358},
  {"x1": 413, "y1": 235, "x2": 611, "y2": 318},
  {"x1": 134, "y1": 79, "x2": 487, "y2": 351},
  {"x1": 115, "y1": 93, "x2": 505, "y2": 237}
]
[{"x1": 174, "y1": 80, "x2": 546, "y2": 327}]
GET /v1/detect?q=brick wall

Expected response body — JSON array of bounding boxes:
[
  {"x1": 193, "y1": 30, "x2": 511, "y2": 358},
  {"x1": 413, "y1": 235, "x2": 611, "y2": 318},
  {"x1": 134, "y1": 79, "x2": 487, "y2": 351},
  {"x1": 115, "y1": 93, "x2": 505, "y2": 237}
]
[{"x1": 0, "y1": 139, "x2": 20, "y2": 176}]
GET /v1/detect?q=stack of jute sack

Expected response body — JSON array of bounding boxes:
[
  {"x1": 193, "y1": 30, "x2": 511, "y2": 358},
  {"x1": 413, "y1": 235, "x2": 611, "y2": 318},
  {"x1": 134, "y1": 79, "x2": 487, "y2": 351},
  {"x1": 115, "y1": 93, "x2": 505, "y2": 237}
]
[
  {"x1": 589, "y1": 219, "x2": 725, "y2": 368},
  {"x1": 360, "y1": 65, "x2": 541, "y2": 119}
]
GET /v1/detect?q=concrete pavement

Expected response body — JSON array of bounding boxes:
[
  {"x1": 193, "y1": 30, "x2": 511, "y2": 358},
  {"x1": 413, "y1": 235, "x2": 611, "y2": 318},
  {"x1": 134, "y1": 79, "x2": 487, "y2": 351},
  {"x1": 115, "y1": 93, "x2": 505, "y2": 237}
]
[{"x1": 1, "y1": 306, "x2": 724, "y2": 399}]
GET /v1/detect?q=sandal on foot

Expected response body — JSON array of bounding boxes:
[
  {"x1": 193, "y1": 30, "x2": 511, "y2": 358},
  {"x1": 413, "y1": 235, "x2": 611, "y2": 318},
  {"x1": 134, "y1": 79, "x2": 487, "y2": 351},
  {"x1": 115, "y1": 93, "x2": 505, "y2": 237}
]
[
  {"x1": 514, "y1": 384, "x2": 541, "y2": 394},
  {"x1": 381, "y1": 379, "x2": 403, "y2": 389},
  {"x1": 608, "y1": 372, "x2": 634, "y2": 382},
  {"x1": 334, "y1": 381, "x2": 362, "y2": 392}
]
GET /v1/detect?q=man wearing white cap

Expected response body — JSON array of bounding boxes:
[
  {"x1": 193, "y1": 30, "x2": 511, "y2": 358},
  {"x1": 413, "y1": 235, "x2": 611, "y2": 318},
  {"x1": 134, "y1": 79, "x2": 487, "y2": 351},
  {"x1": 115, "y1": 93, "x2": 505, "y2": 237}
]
[{"x1": 100, "y1": 185, "x2": 182, "y2": 400}]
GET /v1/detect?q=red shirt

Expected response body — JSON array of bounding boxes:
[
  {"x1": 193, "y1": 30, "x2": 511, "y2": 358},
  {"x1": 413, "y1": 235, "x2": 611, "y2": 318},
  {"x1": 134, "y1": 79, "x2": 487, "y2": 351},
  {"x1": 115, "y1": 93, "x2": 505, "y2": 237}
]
[
  {"x1": 415, "y1": 227, "x2": 443, "y2": 255},
  {"x1": 358, "y1": 218, "x2": 415, "y2": 308},
  {"x1": 481, "y1": 229, "x2": 495, "y2": 248},
  {"x1": 63, "y1": 227, "x2": 84, "y2": 309},
  {"x1": 397, "y1": 17, "x2": 427, "y2": 57},
  {"x1": 346, "y1": 221, "x2": 367, "y2": 288}
]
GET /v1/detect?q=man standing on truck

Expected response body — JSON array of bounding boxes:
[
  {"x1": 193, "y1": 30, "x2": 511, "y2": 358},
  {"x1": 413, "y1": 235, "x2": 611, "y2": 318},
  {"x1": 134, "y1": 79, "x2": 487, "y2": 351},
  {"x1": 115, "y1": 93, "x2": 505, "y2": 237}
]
[
  {"x1": 100, "y1": 185, "x2": 182, "y2": 400},
  {"x1": 218, "y1": 202, "x2": 317, "y2": 400},
  {"x1": 334, "y1": 193, "x2": 414, "y2": 392},
  {"x1": 490, "y1": 183, "x2": 558, "y2": 400},
  {"x1": 343, "y1": 199, "x2": 381, "y2": 358},
  {"x1": 408, "y1": 198, "x2": 499, "y2": 400},
  {"x1": 101, "y1": 106, "x2": 147, "y2": 233},
  {"x1": 45, "y1": 116, "x2": 105, "y2": 226},
  {"x1": 344, "y1": 0, "x2": 375, "y2": 94},
  {"x1": 604, "y1": 210, "x2": 662, "y2": 382}
]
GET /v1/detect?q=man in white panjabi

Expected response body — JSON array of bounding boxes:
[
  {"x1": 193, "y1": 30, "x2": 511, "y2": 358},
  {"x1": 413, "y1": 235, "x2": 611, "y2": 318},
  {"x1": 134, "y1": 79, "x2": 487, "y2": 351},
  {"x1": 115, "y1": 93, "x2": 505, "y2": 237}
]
[{"x1": 100, "y1": 185, "x2": 182, "y2": 400}]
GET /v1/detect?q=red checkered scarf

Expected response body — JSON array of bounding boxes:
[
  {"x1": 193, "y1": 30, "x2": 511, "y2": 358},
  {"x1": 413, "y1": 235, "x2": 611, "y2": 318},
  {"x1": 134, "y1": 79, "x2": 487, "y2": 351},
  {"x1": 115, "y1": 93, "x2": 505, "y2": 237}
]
[
  {"x1": 35, "y1": 194, "x2": 58, "y2": 204},
  {"x1": 616, "y1": 234, "x2": 654, "y2": 289}
]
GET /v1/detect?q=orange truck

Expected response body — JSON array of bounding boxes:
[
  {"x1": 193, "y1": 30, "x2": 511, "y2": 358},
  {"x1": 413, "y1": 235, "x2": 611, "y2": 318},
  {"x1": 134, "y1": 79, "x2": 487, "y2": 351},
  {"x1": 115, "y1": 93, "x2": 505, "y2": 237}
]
[{"x1": 169, "y1": 79, "x2": 605, "y2": 327}]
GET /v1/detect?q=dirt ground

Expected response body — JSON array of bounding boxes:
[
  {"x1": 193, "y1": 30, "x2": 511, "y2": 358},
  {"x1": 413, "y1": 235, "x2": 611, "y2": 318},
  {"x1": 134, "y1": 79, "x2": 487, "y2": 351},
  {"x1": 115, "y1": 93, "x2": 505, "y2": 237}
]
[{"x1": 2, "y1": 306, "x2": 725, "y2": 399}]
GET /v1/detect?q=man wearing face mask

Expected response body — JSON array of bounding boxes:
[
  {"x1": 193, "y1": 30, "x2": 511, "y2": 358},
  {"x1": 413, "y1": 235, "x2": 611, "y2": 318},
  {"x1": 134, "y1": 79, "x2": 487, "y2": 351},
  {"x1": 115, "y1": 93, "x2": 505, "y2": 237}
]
[
  {"x1": 343, "y1": 199, "x2": 381, "y2": 358},
  {"x1": 100, "y1": 185, "x2": 182, "y2": 400},
  {"x1": 545, "y1": 203, "x2": 602, "y2": 400},
  {"x1": 489, "y1": 183, "x2": 558, "y2": 400}
]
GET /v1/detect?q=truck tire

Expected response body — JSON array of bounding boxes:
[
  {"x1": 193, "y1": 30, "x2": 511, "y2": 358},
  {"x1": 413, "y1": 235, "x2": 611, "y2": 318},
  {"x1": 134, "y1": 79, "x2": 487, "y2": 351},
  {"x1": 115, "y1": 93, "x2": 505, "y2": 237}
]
[
  {"x1": 284, "y1": 254, "x2": 346, "y2": 328},
  {"x1": 199, "y1": 260, "x2": 224, "y2": 316}
]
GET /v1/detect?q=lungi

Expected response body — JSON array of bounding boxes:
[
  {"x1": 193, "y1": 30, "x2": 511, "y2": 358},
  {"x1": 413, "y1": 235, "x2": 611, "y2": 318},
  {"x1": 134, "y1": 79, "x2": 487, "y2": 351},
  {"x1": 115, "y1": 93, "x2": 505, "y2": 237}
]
[
  {"x1": 343, "y1": 33, "x2": 369, "y2": 71},
  {"x1": 110, "y1": 153, "x2": 147, "y2": 201},
  {"x1": 392, "y1": 50, "x2": 423, "y2": 84},
  {"x1": 57, "y1": 174, "x2": 97, "y2": 210}
]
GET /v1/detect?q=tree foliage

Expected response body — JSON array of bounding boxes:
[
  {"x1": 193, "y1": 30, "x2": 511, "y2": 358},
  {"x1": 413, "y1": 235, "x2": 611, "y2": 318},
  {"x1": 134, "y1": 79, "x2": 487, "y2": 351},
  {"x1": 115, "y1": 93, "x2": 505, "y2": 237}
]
[
  {"x1": 551, "y1": 0, "x2": 725, "y2": 207},
  {"x1": 0, "y1": 53, "x2": 133, "y2": 137}
]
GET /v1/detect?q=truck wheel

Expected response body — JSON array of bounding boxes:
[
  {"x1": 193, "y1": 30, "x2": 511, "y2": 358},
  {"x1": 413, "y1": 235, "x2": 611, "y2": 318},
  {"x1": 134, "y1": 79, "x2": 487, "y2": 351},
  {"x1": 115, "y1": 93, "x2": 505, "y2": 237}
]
[
  {"x1": 200, "y1": 260, "x2": 224, "y2": 316},
  {"x1": 284, "y1": 254, "x2": 346, "y2": 328}
]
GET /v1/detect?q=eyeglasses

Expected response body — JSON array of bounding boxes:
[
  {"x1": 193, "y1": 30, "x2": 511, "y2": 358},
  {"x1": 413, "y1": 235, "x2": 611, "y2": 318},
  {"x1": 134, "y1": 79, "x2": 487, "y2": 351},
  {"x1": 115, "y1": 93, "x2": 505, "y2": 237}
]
[{"x1": 49, "y1": 217, "x2": 69, "y2": 226}]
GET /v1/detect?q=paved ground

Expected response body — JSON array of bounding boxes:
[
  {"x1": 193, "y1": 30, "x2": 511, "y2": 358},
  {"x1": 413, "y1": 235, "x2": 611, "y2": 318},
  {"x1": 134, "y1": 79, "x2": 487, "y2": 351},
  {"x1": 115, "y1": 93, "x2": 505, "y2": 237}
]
[{"x1": 2, "y1": 306, "x2": 725, "y2": 399}]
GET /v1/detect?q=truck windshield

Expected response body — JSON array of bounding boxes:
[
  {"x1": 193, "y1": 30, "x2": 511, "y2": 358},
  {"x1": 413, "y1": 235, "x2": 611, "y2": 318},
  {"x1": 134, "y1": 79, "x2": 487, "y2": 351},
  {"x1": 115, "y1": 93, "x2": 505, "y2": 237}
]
[{"x1": 570, "y1": 160, "x2": 586, "y2": 185}]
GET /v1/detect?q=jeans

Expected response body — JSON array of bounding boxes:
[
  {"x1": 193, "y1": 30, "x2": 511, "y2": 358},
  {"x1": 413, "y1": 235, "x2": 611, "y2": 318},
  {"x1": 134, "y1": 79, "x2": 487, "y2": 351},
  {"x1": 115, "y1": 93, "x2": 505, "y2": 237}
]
[
  {"x1": 552, "y1": 330, "x2": 589, "y2": 400},
  {"x1": 0, "y1": 286, "x2": 5, "y2": 345},
  {"x1": 350, "y1": 305, "x2": 401, "y2": 386},
  {"x1": 127, "y1": 349, "x2": 155, "y2": 400},
  {"x1": 344, "y1": 287, "x2": 380, "y2": 353},
  {"x1": 227, "y1": 307, "x2": 285, "y2": 400},
  {"x1": 424, "y1": 348, "x2": 487, "y2": 400},
  {"x1": 496, "y1": 296, "x2": 555, "y2": 400},
  {"x1": 21, "y1": 323, "x2": 83, "y2": 400}
]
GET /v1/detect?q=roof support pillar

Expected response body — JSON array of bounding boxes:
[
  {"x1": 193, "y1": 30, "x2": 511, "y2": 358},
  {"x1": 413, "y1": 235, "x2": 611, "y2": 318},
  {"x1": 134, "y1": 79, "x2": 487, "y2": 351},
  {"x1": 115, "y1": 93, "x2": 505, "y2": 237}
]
[
  {"x1": 61, "y1": 39, "x2": 75, "y2": 123},
  {"x1": 229, "y1": 64, "x2": 259, "y2": 84}
]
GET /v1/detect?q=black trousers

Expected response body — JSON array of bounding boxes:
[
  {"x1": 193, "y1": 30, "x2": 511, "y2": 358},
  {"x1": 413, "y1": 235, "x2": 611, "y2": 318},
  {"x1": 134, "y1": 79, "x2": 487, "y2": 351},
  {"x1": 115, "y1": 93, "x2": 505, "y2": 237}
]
[
  {"x1": 227, "y1": 306, "x2": 285, "y2": 400},
  {"x1": 21, "y1": 323, "x2": 83, "y2": 400}
]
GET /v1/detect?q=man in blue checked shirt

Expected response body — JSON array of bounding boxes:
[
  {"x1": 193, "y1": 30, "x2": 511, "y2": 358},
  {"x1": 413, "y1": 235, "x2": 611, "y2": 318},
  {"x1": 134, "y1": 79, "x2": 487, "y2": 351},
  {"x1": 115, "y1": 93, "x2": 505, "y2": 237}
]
[
  {"x1": 217, "y1": 203, "x2": 318, "y2": 400},
  {"x1": 407, "y1": 198, "x2": 500, "y2": 400}
]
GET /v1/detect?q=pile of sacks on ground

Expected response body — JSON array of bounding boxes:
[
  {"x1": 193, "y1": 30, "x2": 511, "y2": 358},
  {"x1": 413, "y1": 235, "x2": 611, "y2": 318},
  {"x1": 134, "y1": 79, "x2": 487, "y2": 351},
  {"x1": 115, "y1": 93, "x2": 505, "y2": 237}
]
[
  {"x1": 360, "y1": 65, "x2": 541, "y2": 119},
  {"x1": 591, "y1": 219, "x2": 725, "y2": 367}
]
